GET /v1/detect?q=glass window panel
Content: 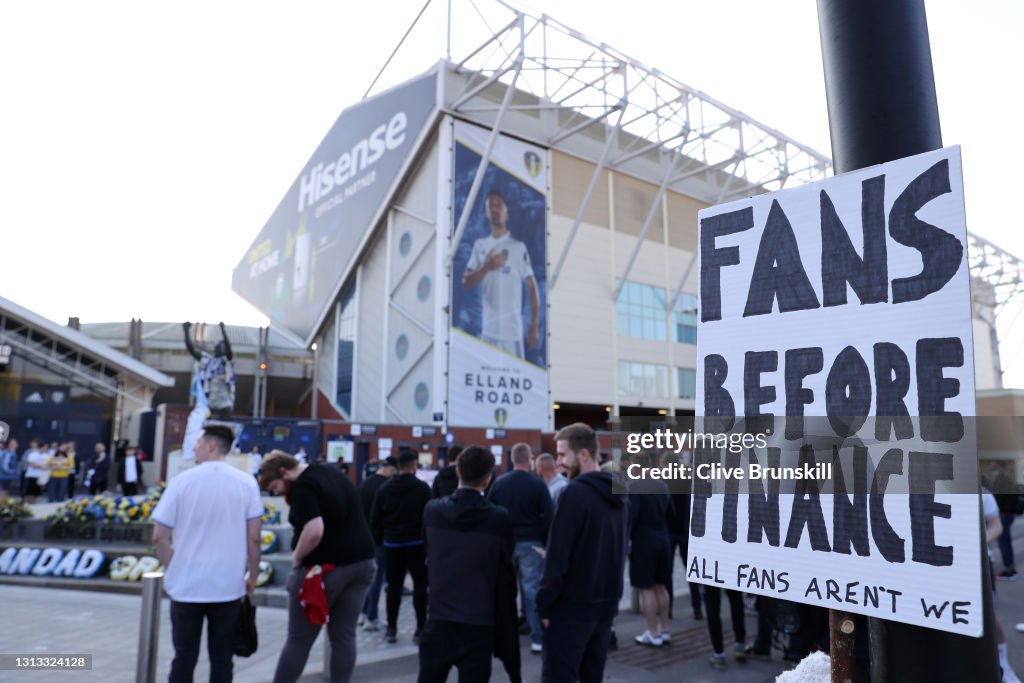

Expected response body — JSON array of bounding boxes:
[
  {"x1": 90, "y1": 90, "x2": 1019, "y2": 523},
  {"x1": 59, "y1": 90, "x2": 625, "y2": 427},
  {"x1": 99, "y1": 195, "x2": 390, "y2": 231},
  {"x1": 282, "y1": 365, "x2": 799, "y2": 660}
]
[{"x1": 677, "y1": 367, "x2": 696, "y2": 399}]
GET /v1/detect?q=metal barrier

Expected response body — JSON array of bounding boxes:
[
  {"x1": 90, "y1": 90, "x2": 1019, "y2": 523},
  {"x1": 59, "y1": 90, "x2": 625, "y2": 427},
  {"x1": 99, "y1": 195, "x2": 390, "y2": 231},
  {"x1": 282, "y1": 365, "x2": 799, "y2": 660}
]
[{"x1": 136, "y1": 572, "x2": 164, "y2": 683}]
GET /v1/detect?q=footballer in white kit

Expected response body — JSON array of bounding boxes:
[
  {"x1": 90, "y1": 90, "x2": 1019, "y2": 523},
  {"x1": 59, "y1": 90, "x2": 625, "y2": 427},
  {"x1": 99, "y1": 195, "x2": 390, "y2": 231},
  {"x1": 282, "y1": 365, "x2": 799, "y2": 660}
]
[{"x1": 462, "y1": 191, "x2": 540, "y2": 359}]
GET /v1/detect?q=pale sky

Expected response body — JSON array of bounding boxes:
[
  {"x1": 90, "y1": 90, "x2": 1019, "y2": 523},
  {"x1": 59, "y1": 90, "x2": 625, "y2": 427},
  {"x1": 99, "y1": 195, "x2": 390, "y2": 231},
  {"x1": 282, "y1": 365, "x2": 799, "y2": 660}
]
[{"x1": 2, "y1": 1, "x2": 1021, "y2": 383}]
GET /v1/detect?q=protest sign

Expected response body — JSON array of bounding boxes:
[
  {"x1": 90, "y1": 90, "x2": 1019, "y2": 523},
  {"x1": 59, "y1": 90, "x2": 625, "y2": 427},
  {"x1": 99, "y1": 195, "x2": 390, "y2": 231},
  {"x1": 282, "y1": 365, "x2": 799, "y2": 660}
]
[{"x1": 690, "y1": 146, "x2": 982, "y2": 636}]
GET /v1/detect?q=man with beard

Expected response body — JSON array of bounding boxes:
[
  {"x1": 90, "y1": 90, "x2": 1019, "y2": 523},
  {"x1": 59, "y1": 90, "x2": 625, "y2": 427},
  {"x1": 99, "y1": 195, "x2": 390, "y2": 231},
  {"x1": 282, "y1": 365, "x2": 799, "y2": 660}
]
[
  {"x1": 259, "y1": 450, "x2": 376, "y2": 683},
  {"x1": 536, "y1": 423, "x2": 628, "y2": 683}
]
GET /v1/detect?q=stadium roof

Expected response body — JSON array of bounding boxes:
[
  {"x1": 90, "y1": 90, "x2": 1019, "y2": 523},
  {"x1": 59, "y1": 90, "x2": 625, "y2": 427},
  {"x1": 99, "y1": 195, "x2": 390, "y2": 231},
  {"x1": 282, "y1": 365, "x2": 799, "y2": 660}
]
[{"x1": 0, "y1": 295, "x2": 174, "y2": 397}]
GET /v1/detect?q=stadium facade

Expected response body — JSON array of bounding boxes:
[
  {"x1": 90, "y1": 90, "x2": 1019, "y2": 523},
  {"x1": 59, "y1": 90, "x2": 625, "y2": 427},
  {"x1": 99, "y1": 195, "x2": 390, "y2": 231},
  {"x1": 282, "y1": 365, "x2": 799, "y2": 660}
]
[{"x1": 233, "y1": 7, "x2": 1008, "y2": 438}]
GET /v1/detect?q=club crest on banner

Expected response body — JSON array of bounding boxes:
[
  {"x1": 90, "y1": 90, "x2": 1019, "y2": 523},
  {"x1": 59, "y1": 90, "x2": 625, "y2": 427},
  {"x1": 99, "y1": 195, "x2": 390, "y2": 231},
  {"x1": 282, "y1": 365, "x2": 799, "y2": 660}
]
[{"x1": 523, "y1": 151, "x2": 542, "y2": 178}]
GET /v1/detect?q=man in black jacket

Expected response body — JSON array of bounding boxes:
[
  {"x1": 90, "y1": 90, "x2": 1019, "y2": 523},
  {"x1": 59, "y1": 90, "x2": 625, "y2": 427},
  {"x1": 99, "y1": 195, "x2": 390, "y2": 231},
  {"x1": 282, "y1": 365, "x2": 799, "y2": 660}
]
[
  {"x1": 537, "y1": 423, "x2": 628, "y2": 683},
  {"x1": 359, "y1": 457, "x2": 396, "y2": 631},
  {"x1": 371, "y1": 448, "x2": 432, "y2": 643},
  {"x1": 419, "y1": 445, "x2": 518, "y2": 683},
  {"x1": 488, "y1": 442, "x2": 553, "y2": 653}
]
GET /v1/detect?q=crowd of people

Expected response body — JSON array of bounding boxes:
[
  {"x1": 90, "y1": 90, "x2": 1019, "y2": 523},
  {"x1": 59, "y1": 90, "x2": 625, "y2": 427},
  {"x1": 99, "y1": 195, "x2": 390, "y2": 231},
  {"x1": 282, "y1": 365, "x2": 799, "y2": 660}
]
[
  {"x1": 7, "y1": 423, "x2": 1021, "y2": 682},
  {"x1": 165, "y1": 421, "x2": 911, "y2": 683},
  {"x1": 0, "y1": 437, "x2": 128, "y2": 502}
]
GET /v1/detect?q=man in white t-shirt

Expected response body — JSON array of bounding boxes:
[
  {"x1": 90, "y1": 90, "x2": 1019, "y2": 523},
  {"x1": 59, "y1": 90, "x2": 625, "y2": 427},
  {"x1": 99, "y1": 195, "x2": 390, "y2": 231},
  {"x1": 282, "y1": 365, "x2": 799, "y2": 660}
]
[
  {"x1": 462, "y1": 190, "x2": 540, "y2": 359},
  {"x1": 152, "y1": 425, "x2": 263, "y2": 683}
]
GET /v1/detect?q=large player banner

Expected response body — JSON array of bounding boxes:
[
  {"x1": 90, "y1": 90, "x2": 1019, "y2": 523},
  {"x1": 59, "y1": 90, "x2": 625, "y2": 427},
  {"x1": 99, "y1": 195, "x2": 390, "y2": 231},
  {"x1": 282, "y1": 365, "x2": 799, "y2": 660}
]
[{"x1": 448, "y1": 121, "x2": 548, "y2": 429}]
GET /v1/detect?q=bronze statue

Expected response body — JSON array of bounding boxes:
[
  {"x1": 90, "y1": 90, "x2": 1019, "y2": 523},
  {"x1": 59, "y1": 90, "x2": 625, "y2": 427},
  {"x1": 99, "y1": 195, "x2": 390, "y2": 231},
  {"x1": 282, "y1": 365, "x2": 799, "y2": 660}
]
[{"x1": 183, "y1": 321, "x2": 236, "y2": 419}]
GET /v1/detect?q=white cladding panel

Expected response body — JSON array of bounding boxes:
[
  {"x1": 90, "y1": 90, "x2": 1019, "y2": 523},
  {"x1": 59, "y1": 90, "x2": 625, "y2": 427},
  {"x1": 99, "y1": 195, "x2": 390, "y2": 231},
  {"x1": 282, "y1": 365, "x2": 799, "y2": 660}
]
[
  {"x1": 385, "y1": 138, "x2": 439, "y2": 423},
  {"x1": 548, "y1": 157, "x2": 705, "y2": 412},
  {"x1": 354, "y1": 236, "x2": 386, "y2": 423},
  {"x1": 548, "y1": 216, "x2": 616, "y2": 405},
  {"x1": 316, "y1": 309, "x2": 336, "y2": 405}
]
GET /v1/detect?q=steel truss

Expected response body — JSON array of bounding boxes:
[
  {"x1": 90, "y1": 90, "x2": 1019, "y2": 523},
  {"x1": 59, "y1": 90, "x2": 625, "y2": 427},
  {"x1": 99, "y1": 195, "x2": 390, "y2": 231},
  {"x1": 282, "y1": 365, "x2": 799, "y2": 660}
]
[
  {"x1": 381, "y1": 0, "x2": 1024, "y2": 352},
  {"x1": 427, "y1": 0, "x2": 835, "y2": 294},
  {"x1": 440, "y1": 1, "x2": 832, "y2": 203},
  {"x1": 968, "y1": 234, "x2": 1024, "y2": 318},
  {"x1": 0, "y1": 311, "x2": 124, "y2": 401}
]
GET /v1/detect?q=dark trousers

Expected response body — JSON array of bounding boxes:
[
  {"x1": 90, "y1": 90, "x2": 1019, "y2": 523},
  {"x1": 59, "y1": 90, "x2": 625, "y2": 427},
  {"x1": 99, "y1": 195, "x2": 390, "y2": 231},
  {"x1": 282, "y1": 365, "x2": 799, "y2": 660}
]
[
  {"x1": 417, "y1": 620, "x2": 493, "y2": 683},
  {"x1": 123, "y1": 481, "x2": 139, "y2": 496},
  {"x1": 999, "y1": 513, "x2": 1017, "y2": 571},
  {"x1": 667, "y1": 533, "x2": 703, "y2": 617},
  {"x1": 384, "y1": 544, "x2": 427, "y2": 632},
  {"x1": 541, "y1": 617, "x2": 613, "y2": 683},
  {"x1": 751, "y1": 596, "x2": 776, "y2": 653},
  {"x1": 704, "y1": 586, "x2": 745, "y2": 654},
  {"x1": 169, "y1": 598, "x2": 241, "y2": 683},
  {"x1": 362, "y1": 544, "x2": 387, "y2": 622},
  {"x1": 89, "y1": 479, "x2": 107, "y2": 495},
  {"x1": 274, "y1": 561, "x2": 375, "y2": 683}
]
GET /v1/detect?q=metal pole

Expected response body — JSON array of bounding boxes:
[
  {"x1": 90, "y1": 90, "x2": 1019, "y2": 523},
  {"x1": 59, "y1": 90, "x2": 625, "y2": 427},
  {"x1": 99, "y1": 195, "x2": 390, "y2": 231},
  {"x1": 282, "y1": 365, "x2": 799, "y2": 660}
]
[
  {"x1": 323, "y1": 638, "x2": 332, "y2": 679},
  {"x1": 253, "y1": 326, "x2": 262, "y2": 418},
  {"x1": 311, "y1": 341, "x2": 319, "y2": 420},
  {"x1": 817, "y1": 1, "x2": 999, "y2": 681},
  {"x1": 260, "y1": 327, "x2": 269, "y2": 419},
  {"x1": 135, "y1": 571, "x2": 163, "y2": 683},
  {"x1": 829, "y1": 609, "x2": 856, "y2": 683}
]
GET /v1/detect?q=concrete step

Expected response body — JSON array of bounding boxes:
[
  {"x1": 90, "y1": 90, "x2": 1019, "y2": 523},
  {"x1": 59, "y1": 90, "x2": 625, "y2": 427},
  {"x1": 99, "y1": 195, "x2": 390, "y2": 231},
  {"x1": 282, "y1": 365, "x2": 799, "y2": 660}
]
[
  {"x1": 0, "y1": 573, "x2": 291, "y2": 605},
  {"x1": 250, "y1": 586, "x2": 290, "y2": 608},
  {"x1": 259, "y1": 553, "x2": 295, "y2": 588},
  {"x1": 260, "y1": 523, "x2": 293, "y2": 550}
]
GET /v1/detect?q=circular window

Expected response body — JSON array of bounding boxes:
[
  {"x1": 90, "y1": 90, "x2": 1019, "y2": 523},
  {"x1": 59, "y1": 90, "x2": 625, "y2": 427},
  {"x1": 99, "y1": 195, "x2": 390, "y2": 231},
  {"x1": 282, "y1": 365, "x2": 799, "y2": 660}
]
[
  {"x1": 395, "y1": 334, "x2": 409, "y2": 361},
  {"x1": 398, "y1": 232, "x2": 412, "y2": 257},
  {"x1": 414, "y1": 382, "x2": 429, "y2": 410},
  {"x1": 417, "y1": 275, "x2": 432, "y2": 302}
]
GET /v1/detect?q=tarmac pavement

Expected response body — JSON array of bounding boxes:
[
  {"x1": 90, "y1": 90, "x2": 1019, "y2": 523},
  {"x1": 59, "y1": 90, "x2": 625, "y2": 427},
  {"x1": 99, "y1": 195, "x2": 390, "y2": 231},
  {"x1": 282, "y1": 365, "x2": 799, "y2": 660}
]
[
  {"x1": 5, "y1": 497, "x2": 1024, "y2": 682},
  {"x1": 0, "y1": 580, "x2": 789, "y2": 683}
]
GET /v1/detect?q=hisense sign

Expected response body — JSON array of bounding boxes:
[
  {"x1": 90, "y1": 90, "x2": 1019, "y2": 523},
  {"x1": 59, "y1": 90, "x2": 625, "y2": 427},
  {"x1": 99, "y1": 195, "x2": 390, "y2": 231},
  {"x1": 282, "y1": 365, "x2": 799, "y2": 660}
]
[{"x1": 233, "y1": 70, "x2": 437, "y2": 343}]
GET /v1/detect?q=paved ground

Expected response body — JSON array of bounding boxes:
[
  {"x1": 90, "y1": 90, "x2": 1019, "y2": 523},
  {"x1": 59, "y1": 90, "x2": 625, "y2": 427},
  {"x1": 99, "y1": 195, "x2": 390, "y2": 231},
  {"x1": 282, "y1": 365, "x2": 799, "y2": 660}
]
[
  {"x1": 0, "y1": 581, "x2": 791, "y2": 683},
  {"x1": 7, "y1": 562, "x2": 1024, "y2": 683},
  {"x1": 5, "y1": 497, "x2": 1024, "y2": 682}
]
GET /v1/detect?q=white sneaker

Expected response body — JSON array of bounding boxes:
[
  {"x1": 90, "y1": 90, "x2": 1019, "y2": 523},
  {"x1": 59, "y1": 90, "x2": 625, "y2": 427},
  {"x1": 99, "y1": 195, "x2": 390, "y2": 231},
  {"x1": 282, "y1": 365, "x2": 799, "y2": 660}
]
[
  {"x1": 357, "y1": 614, "x2": 365, "y2": 627},
  {"x1": 1016, "y1": 623, "x2": 1024, "y2": 634},
  {"x1": 362, "y1": 619, "x2": 381, "y2": 632},
  {"x1": 635, "y1": 630, "x2": 664, "y2": 647},
  {"x1": 530, "y1": 643, "x2": 543, "y2": 655},
  {"x1": 660, "y1": 630, "x2": 671, "y2": 642}
]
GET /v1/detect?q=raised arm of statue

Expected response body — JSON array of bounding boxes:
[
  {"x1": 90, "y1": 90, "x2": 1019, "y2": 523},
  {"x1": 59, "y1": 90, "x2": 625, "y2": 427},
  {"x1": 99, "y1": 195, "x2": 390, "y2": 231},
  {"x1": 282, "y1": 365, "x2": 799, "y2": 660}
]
[
  {"x1": 218, "y1": 322, "x2": 234, "y2": 361},
  {"x1": 182, "y1": 322, "x2": 202, "y2": 361}
]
